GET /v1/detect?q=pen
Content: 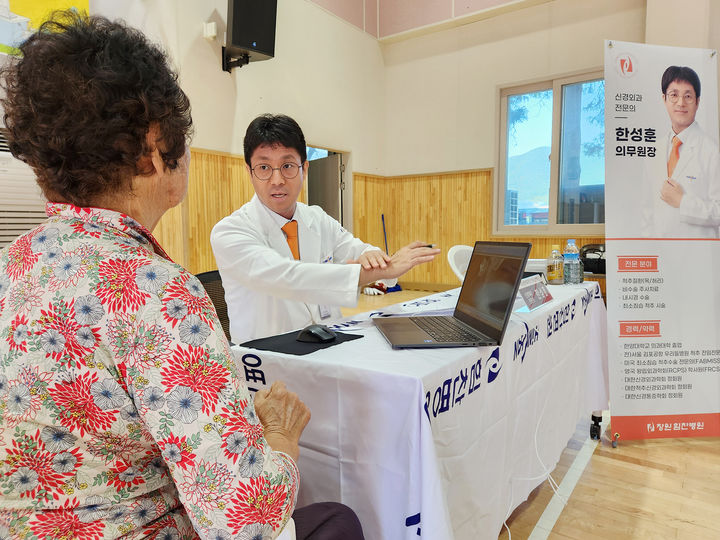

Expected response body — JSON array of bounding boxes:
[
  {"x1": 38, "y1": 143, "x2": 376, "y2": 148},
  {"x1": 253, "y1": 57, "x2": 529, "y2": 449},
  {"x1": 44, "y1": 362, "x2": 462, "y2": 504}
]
[{"x1": 424, "y1": 244, "x2": 436, "y2": 248}]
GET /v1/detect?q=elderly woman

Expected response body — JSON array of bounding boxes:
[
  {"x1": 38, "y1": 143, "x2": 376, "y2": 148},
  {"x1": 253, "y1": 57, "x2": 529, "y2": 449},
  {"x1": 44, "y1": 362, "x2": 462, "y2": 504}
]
[{"x1": 0, "y1": 11, "x2": 362, "y2": 540}]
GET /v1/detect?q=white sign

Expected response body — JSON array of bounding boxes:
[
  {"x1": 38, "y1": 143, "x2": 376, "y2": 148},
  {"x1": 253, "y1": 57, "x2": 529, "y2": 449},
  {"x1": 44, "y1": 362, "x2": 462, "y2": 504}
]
[
  {"x1": 604, "y1": 40, "x2": 720, "y2": 439},
  {"x1": 518, "y1": 274, "x2": 553, "y2": 310}
]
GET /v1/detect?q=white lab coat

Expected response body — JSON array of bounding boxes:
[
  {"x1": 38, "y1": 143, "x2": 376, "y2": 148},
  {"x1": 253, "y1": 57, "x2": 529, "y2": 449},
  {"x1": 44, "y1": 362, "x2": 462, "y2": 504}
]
[
  {"x1": 210, "y1": 195, "x2": 379, "y2": 342},
  {"x1": 641, "y1": 122, "x2": 720, "y2": 238}
]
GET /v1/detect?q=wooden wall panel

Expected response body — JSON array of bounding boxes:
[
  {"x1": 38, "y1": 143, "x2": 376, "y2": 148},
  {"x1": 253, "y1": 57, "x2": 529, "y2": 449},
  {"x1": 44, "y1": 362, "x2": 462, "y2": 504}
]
[
  {"x1": 155, "y1": 149, "x2": 604, "y2": 286},
  {"x1": 153, "y1": 149, "x2": 251, "y2": 274},
  {"x1": 186, "y1": 151, "x2": 253, "y2": 273},
  {"x1": 354, "y1": 171, "x2": 488, "y2": 285},
  {"x1": 353, "y1": 170, "x2": 604, "y2": 287},
  {"x1": 153, "y1": 203, "x2": 188, "y2": 268}
]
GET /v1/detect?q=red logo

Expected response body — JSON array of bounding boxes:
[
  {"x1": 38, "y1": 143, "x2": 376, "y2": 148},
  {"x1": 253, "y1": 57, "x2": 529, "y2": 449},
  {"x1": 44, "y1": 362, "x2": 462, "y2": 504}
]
[{"x1": 616, "y1": 53, "x2": 637, "y2": 78}]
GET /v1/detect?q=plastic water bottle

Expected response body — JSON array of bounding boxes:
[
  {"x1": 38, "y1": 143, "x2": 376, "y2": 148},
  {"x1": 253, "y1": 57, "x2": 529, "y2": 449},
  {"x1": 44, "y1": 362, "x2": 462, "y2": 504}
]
[
  {"x1": 546, "y1": 244, "x2": 564, "y2": 285},
  {"x1": 563, "y1": 239, "x2": 584, "y2": 284}
]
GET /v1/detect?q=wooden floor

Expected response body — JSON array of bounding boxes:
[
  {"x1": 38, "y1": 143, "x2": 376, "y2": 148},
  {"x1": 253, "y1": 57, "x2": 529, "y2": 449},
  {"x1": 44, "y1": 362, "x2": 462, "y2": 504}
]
[{"x1": 345, "y1": 288, "x2": 720, "y2": 540}]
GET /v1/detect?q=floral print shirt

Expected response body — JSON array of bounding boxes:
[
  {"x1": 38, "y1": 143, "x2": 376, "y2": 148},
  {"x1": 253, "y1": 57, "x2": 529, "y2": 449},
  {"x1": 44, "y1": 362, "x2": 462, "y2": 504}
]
[{"x1": 0, "y1": 203, "x2": 299, "y2": 539}]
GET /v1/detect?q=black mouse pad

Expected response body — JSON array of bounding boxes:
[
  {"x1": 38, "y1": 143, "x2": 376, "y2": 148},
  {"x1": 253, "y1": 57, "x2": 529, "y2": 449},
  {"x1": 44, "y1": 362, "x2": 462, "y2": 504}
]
[{"x1": 239, "y1": 329, "x2": 363, "y2": 356}]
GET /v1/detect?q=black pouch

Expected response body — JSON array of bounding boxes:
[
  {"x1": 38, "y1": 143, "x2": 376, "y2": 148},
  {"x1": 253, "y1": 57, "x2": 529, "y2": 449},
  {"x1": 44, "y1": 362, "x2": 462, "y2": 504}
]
[{"x1": 580, "y1": 243, "x2": 605, "y2": 274}]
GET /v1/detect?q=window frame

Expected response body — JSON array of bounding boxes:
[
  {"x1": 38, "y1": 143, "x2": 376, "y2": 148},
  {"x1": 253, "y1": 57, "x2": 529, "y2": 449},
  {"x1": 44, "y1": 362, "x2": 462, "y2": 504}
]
[{"x1": 494, "y1": 70, "x2": 606, "y2": 236}]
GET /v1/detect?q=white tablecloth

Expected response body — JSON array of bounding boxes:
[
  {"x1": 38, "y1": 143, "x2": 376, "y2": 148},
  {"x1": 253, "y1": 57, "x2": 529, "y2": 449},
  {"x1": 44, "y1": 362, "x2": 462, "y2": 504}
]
[{"x1": 231, "y1": 282, "x2": 609, "y2": 540}]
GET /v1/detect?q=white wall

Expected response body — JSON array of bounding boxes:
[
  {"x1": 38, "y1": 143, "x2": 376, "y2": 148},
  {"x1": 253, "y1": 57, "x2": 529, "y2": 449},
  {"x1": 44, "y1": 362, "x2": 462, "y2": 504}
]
[
  {"x1": 93, "y1": 0, "x2": 385, "y2": 166},
  {"x1": 174, "y1": 1, "x2": 386, "y2": 168},
  {"x1": 89, "y1": 0, "x2": 180, "y2": 58},
  {"x1": 381, "y1": 0, "x2": 646, "y2": 176},
  {"x1": 645, "y1": 0, "x2": 710, "y2": 49},
  {"x1": 85, "y1": 1, "x2": 649, "y2": 182}
]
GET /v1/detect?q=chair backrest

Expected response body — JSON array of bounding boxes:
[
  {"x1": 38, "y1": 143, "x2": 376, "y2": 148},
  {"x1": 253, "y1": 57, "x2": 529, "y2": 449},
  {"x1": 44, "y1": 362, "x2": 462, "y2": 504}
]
[
  {"x1": 276, "y1": 517, "x2": 296, "y2": 540},
  {"x1": 195, "y1": 270, "x2": 232, "y2": 343},
  {"x1": 447, "y1": 244, "x2": 473, "y2": 283},
  {"x1": 523, "y1": 258, "x2": 547, "y2": 278}
]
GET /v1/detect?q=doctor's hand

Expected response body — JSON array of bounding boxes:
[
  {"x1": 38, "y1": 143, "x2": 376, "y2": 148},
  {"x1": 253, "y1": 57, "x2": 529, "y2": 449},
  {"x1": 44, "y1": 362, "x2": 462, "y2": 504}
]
[
  {"x1": 660, "y1": 178, "x2": 684, "y2": 208},
  {"x1": 347, "y1": 249, "x2": 391, "y2": 270},
  {"x1": 358, "y1": 241, "x2": 440, "y2": 285},
  {"x1": 254, "y1": 381, "x2": 311, "y2": 462}
]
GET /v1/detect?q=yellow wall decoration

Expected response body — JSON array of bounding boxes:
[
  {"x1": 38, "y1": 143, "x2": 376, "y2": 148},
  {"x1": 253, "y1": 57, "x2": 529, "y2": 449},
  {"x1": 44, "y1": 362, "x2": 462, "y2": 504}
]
[
  {"x1": 9, "y1": 1, "x2": 89, "y2": 30},
  {"x1": 0, "y1": 1, "x2": 88, "y2": 54}
]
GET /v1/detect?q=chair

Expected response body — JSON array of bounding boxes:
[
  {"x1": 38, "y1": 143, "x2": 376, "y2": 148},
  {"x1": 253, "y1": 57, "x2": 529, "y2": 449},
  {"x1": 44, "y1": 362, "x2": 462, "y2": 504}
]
[
  {"x1": 523, "y1": 258, "x2": 547, "y2": 278},
  {"x1": 193, "y1": 273, "x2": 295, "y2": 540},
  {"x1": 276, "y1": 517, "x2": 296, "y2": 540},
  {"x1": 195, "y1": 270, "x2": 232, "y2": 342},
  {"x1": 447, "y1": 244, "x2": 473, "y2": 283}
]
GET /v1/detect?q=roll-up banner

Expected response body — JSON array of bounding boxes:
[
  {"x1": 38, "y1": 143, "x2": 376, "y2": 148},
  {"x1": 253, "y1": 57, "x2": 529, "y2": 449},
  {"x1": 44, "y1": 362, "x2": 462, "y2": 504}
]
[{"x1": 605, "y1": 40, "x2": 720, "y2": 440}]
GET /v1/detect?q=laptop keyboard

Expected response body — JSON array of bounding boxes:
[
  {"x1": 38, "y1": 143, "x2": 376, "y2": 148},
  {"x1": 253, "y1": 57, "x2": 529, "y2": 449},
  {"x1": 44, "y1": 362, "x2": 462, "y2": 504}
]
[{"x1": 410, "y1": 316, "x2": 481, "y2": 343}]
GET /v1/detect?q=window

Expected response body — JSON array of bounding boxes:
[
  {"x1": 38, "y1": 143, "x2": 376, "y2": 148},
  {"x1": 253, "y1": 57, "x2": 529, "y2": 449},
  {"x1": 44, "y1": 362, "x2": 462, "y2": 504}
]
[
  {"x1": 496, "y1": 72, "x2": 605, "y2": 235},
  {"x1": 306, "y1": 146, "x2": 329, "y2": 161}
]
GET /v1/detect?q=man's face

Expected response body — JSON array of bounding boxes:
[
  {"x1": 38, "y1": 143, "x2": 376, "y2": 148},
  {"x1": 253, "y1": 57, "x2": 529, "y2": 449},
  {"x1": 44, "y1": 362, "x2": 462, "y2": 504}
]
[
  {"x1": 664, "y1": 79, "x2": 699, "y2": 133},
  {"x1": 248, "y1": 143, "x2": 307, "y2": 219}
]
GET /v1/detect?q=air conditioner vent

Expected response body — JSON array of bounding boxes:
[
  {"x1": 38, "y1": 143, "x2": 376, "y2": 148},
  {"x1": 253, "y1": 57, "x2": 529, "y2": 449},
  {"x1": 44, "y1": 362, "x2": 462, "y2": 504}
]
[
  {"x1": 0, "y1": 129, "x2": 10, "y2": 153},
  {"x1": 0, "y1": 140, "x2": 45, "y2": 249}
]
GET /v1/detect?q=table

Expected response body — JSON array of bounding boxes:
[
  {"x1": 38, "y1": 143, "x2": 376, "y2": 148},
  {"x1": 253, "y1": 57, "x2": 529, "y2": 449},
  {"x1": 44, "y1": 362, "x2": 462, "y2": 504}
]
[{"x1": 231, "y1": 282, "x2": 608, "y2": 540}]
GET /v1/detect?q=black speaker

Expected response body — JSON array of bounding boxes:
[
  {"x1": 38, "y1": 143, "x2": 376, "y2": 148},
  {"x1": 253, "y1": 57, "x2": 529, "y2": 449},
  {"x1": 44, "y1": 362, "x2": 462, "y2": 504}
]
[{"x1": 224, "y1": 0, "x2": 277, "y2": 70}]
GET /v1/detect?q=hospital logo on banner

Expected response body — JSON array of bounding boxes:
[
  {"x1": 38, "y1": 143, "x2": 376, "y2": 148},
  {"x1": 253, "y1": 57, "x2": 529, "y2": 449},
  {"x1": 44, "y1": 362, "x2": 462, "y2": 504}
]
[{"x1": 615, "y1": 53, "x2": 637, "y2": 77}]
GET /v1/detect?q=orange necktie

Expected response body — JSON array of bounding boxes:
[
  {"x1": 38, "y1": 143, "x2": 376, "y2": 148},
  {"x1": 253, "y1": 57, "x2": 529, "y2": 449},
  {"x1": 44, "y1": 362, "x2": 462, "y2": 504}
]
[
  {"x1": 667, "y1": 135, "x2": 682, "y2": 177},
  {"x1": 282, "y1": 220, "x2": 300, "y2": 260}
]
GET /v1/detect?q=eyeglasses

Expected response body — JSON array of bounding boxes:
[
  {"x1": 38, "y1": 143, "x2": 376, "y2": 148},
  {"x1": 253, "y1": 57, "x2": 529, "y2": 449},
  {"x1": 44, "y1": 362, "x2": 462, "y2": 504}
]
[
  {"x1": 250, "y1": 162, "x2": 302, "y2": 181},
  {"x1": 665, "y1": 92, "x2": 696, "y2": 104}
]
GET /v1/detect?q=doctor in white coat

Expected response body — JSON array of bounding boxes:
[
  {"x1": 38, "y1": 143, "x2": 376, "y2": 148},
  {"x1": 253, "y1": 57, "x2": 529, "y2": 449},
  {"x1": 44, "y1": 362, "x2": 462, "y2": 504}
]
[
  {"x1": 211, "y1": 114, "x2": 440, "y2": 343},
  {"x1": 641, "y1": 65, "x2": 720, "y2": 238}
]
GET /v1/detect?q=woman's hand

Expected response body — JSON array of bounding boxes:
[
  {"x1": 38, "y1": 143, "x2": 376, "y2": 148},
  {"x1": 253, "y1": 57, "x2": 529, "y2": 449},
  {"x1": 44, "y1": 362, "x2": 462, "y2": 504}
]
[{"x1": 253, "y1": 381, "x2": 311, "y2": 462}]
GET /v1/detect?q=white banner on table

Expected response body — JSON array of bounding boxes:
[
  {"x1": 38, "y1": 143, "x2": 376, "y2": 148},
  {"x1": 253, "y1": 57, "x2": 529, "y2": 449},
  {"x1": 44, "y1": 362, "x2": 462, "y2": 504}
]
[
  {"x1": 604, "y1": 40, "x2": 720, "y2": 439},
  {"x1": 232, "y1": 284, "x2": 608, "y2": 539}
]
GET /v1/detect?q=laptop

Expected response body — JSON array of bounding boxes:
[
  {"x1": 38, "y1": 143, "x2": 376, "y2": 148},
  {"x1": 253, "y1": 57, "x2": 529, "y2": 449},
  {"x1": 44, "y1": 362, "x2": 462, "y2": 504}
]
[{"x1": 373, "y1": 241, "x2": 531, "y2": 349}]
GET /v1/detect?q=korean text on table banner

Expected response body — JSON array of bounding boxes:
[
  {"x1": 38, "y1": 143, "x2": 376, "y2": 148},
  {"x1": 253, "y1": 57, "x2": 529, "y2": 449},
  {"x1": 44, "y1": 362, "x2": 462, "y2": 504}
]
[{"x1": 604, "y1": 40, "x2": 720, "y2": 439}]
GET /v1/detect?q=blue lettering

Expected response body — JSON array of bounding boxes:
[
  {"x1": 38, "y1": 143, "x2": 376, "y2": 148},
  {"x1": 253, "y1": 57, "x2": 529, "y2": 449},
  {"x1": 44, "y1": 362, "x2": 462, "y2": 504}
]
[
  {"x1": 581, "y1": 288, "x2": 593, "y2": 315},
  {"x1": 424, "y1": 357, "x2": 484, "y2": 420},
  {"x1": 546, "y1": 301, "x2": 575, "y2": 338},
  {"x1": 405, "y1": 513, "x2": 421, "y2": 536},
  {"x1": 469, "y1": 359, "x2": 482, "y2": 393},
  {"x1": 432, "y1": 379, "x2": 452, "y2": 416},
  {"x1": 329, "y1": 319, "x2": 362, "y2": 330},
  {"x1": 453, "y1": 368, "x2": 468, "y2": 405},
  {"x1": 516, "y1": 323, "x2": 540, "y2": 361},
  {"x1": 241, "y1": 353, "x2": 266, "y2": 386},
  {"x1": 528, "y1": 326, "x2": 539, "y2": 346},
  {"x1": 514, "y1": 333, "x2": 526, "y2": 362},
  {"x1": 241, "y1": 353, "x2": 261, "y2": 367}
]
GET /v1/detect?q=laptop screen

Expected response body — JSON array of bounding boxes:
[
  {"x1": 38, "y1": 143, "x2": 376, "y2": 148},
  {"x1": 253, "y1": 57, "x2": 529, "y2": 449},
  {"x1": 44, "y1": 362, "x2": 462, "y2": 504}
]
[{"x1": 454, "y1": 241, "x2": 531, "y2": 341}]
